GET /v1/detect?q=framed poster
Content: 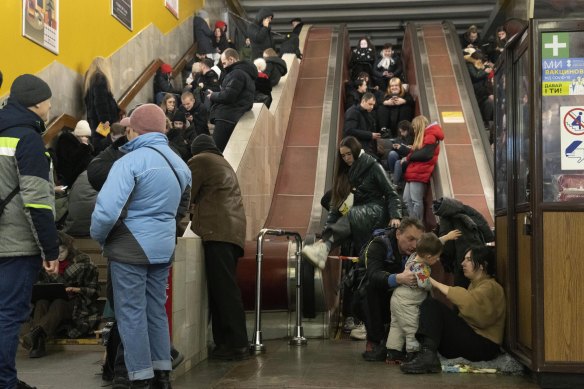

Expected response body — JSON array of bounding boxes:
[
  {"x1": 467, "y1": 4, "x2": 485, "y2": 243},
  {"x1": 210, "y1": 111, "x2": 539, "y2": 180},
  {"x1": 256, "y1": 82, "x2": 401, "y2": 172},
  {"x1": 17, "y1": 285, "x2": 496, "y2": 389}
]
[
  {"x1": 22, "y1": 0, "x2": 59, "y2": 54},
  {"x1": 112, "y1": 0, "x2": 133, "y2": 31},
  {"x1": 165, "y1": 0, "x2": 179, "y2": 19}
]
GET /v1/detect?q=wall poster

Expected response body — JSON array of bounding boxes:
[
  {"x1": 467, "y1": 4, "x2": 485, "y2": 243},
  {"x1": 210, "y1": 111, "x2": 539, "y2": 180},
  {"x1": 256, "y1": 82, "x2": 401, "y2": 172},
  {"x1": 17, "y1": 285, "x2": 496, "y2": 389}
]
[
  {"x1": 22, "y1": 0, "x2": 59, "y2": 54},
  {"x1": 165, "y1": 0, "x2": 179, "y2": 19},
  {"x1": 112, "y1": 0, "x2": 133, "y2": 31}
]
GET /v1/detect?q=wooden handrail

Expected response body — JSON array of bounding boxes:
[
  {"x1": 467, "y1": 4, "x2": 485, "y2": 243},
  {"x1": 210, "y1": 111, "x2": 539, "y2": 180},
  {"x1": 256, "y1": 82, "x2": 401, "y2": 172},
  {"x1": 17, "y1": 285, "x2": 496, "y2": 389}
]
[
  {"x1": 172, "y1": 43, "x2": 197, "y2": 78},
  {"x1": 117, "y1": 58, "x2": 163, "y2": 111},
  {"x1": 43, "y1": 113, "x2": 78, "y2": 146}
]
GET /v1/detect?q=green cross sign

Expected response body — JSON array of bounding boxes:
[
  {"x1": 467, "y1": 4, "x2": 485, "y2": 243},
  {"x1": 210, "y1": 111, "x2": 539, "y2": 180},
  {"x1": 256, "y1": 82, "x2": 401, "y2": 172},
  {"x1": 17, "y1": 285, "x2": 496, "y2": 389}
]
[{"x1": 542, "y1": 33, "x2": 569, "y2": 58}]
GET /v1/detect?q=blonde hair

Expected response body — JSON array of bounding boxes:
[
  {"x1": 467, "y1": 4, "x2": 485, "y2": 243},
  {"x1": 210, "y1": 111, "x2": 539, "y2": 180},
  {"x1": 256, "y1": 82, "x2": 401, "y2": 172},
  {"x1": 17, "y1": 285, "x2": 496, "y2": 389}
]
[
  {"x1": 412, "y1": 115, "x2": 430, "y2": 150},
  {"x1": 386, "y1": 77, "x2": 405, "y2": 98},
  {"x1": 191, "y1": 62, "x2": 202, "y2": 73},
  {"x1": 263, "y1": 48, "x2": 278, "y2": 58},
  {"x1": 83, "y1": 56, "x2": 114, "y2": 96},
  {"x1": 254, "y1": 58, "x2": 267, "y2": 72}
]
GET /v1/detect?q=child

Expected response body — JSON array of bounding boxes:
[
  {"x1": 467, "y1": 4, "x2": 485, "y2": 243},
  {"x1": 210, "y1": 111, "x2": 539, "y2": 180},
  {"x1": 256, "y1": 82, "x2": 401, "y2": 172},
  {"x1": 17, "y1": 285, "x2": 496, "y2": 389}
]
[{"x1": 385, "y1": 230, "x2": 460, "y2": 363}]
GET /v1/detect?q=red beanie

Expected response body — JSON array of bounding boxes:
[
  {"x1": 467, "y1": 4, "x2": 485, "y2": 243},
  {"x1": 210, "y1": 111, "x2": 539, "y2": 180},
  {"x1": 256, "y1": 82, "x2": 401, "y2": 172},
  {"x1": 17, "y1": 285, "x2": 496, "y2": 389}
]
[
  {"x1": 160, "y1": 63, "x2": 173, "y2": 74},
  {"x1": 215, "y1": 20, "x2": 227, "y2": 30}
]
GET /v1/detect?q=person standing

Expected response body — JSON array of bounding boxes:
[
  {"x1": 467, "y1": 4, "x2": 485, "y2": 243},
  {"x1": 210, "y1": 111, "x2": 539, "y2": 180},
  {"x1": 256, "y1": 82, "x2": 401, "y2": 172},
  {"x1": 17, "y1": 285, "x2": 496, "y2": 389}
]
[
  {"x1": 91, "y1": 104, "x2": 191, "y2": 388},
  {"x1": 0, "y1": 74, "x2": 59, "y2": 389},
  {"x1": 248, "y1": 8, "x2": 274, "y2": 60},
  {"x1": 207, "y1": 48, "x2": 256, "y2": 151},
  {"x1": 193, "y1": 10, "x2": 214, "y2": 59},
  {"x1": 188, "y1": 134, "x2": 249, "y2": 360}
]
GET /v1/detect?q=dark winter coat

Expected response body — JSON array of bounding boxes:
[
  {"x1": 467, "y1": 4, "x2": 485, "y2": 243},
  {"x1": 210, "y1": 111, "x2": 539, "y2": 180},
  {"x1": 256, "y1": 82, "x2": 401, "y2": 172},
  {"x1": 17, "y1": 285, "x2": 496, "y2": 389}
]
[
  {"x1": 433, "y1": 197, "x2": 494, "y2": 287},
  {"x1": 376, "y1": 92, "x2": 415, "y2": 136},
  {"x1": 209, "y1": 61, "x2": 257, "y2": 124},
  {"x1": 404, "y1": 122, "x2": 444, "y2": 183},
  {"x1": 180, "y1": 98, "x2": 210, "y2": 141},
  {"x1": 280, "y1": 22, "x2": 304, "y2": 58},
  {"x1": 372, "y1": 55, "x2": 403, "y2": 89},
  {"x1": 193, "y1": 16, "x2": 214, "y2": 54},
  {"x1": 61, "y1": 171, "x2": 97, "y2": 237},
  {"x1": 86, "y1": 136, "x2": 128, "y2": 191},
  {"x1": 84, "y1": 72, "x2": 120, "y2": 132},
  {"x1": 167, "y1": 128, "x2": 191, "y2": 162},
  {"x1": 327, "y1": 152, "x2": 402, "y2": 250},
  {"x1": 265, "y1": 56, "x2": 288, "y2": 87},
  {"x1": 153, "y1": 69, "x2": 178, "y2": 96},
  {"x1": 254, "y1": 71, "x2": 273, "y2": 108},
  {"x1": 466, "y1": 61, "x2": 491, "y2": 103},
  {"x1": 248, "y1": 8, "x2": 274, "y2": 59},
  {"x1": 53, "y1": 131, "x2": 94, "y2": 186},
  {"x1": 343, "y1": 104, "x2": 378, "y2": 157}
]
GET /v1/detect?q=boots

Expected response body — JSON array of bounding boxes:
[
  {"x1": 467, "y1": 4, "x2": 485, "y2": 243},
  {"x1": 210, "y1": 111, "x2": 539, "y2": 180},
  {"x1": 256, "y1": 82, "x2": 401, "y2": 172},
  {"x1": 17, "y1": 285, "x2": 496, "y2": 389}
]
[
  {"x1": 23, "y1": 326, "x2": 46, "y2": 358},
  {"x1": 400, "y1": 347, "x2": 441, "y2": 374},
  {"x1": 16, "y1": 380, "x2": 37, "y2": 389},
  {"x1": 151, "y1": 370, "x2": 172, "y2": 389},
  {"x1": 130, "y1": 379, "x2": 151, "y2": 388}
]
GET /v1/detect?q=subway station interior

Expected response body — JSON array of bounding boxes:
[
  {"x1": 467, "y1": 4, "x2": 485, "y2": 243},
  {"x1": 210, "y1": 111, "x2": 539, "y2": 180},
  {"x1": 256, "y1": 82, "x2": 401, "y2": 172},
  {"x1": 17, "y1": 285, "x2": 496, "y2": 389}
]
[{"x1": 1, "y1": 0, "x2": 584, "y2": 388}]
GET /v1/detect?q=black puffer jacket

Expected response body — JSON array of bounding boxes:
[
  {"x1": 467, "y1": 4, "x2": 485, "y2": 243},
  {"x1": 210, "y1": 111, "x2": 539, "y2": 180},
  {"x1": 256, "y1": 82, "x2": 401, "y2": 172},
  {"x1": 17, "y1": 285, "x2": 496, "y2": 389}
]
[
  {"x1": 209, "y1": 61, "x2": 257, "y2": 123},
  {"x1": 433, "y1": 197, "x2": 494, "y2": 287},
  {"x1": 248, "y1": 8, "x2": 274, "y2": 59},
  {"x1": 343, "y1": 104, "x2": 377, "y2": 157},
  {"x1": 265, "y1": 56, "x2": 288, "y2": 87},
  {"x1": 84, "y1": 73, "x2": 119, "y2": 132},
  {"x1": 327, "y1": 152, "x2": 402, "y2": 249}
]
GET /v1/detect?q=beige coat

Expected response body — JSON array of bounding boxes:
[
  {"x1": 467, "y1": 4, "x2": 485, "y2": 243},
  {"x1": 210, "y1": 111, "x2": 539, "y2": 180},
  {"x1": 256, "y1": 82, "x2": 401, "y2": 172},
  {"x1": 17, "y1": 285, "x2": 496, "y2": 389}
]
[{"x1": 188, "y1": 152, "x2": 246, "y2": 250}]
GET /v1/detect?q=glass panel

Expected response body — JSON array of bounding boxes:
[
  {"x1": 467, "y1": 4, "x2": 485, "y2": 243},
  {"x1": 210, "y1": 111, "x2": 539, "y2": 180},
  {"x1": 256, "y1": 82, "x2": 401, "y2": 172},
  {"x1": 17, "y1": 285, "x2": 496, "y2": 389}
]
[
  {"x1": 541, "y1": 31, "x2": 584, "y2": 202},
  {"x1": 515, "y1": 51, "x2": 530, "y2": 205},
  {"x1": 495, "y1": 68, "x2": 508, "y2": 210},
  {"x1": 534, "y1": 0, "x2": 584, "y2": 19}
]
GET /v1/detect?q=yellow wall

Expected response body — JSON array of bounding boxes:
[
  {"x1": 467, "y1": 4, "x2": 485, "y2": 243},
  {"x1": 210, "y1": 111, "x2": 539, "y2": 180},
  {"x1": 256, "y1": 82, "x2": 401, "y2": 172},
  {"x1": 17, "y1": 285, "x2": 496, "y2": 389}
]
[{"x1": 0, "y1": 0, "x2": 203, "y2": 94}]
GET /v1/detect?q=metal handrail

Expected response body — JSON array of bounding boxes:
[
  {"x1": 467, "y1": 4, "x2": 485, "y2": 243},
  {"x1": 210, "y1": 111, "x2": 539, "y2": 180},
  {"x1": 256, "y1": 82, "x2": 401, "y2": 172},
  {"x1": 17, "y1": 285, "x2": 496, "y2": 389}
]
[{"x1": 251, "y1": 228, "x2": 306, "y2": 354}]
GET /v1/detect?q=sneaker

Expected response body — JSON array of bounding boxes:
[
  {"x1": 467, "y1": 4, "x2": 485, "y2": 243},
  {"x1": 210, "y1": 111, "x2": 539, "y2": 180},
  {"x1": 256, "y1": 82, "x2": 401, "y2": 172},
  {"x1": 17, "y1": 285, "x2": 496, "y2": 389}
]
[
  {"x1": 349, "y1": 324, "x2": 367, "y2": 340},
  {"x1": 301, "y1": 241, "x2": 329, "y2": 270},
  {"x1": 170, "y1": 346, "x2": 184, "y2": 369},
  {"x1": 400, "y1": 347, "x2": 441, "y2": 374},
  {"x1": 342, "y1": 317, "x2": 357, "y2": 333}
]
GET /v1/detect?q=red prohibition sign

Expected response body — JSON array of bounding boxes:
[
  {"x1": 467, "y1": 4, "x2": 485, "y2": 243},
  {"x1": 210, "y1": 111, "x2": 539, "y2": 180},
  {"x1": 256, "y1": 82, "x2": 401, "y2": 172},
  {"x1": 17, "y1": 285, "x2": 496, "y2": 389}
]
[{"x1": 564, "y1": 108, "x2": 584, "y2": 135}]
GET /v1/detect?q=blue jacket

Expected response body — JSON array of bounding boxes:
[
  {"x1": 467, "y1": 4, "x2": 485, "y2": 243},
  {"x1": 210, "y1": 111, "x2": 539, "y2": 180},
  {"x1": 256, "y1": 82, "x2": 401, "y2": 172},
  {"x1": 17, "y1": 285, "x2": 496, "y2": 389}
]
[
  {"x1": 90, "y1": 132, "x2": 191, "y2": 264},
  {"x1": 0, "y1": 99, "x2": 58, "y2": 260}
]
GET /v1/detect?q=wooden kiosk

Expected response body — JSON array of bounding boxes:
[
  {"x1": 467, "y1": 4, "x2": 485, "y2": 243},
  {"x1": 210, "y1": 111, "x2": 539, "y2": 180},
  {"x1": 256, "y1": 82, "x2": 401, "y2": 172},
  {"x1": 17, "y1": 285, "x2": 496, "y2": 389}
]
[{"x1": 494, "y1": 17, "x2": 584, "y2": 388}]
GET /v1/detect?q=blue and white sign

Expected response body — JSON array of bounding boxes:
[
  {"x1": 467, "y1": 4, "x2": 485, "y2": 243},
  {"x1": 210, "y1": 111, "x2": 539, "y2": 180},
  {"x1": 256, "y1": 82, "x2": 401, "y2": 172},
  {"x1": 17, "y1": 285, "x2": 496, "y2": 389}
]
[{"x1": 561, "y1": 106, "x2": 584, "y2": 169}]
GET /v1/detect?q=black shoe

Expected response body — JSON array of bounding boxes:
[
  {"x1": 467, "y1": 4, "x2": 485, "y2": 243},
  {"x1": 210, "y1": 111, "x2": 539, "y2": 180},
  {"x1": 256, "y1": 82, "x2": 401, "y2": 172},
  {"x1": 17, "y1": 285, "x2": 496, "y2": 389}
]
[
  {"x1": 385, "y1": 348, "x2": 406, "y2": 364},
  {"x1": 21, "y1": 326, "x2": 43, "y2": 351},
  {"x1": 400, "y1": 347, "x2": 441, "y2": 374},
  {"x1": 27, "y1": 327, "x2": 46, "y2": 358},
  {"x1": 210, "y1": 345, "x2": 250, "y2": 361},
  {"x1": 130, "y1": 379, "x2": 151, "y2": 388},
  {"x1": 361, "y1": 343, "x2": 387, "y2": 362},
  {"x1": 16, "y1": 380, "x2": 37, "y2": 389},
  {"x1": 151, "y1": 370, "x2": 172, "y2": 389},
  {"x1": 170, "y1": 346, "x2": 184, "y2": 369},
  {"x1": 112, "y1": 376, "x2": 131, "y2": 389}
]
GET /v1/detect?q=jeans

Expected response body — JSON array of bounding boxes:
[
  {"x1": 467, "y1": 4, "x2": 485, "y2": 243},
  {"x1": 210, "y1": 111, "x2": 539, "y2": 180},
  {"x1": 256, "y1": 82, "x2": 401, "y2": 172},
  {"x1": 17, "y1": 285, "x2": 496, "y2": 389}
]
[
  {"x1": 403, "y1": 181, "x2": 426, "y2": 221},
  {"x1": 0, "y1": 256, "x2": 42, "y2": 389},
  {"x1": 110, "y1": 261, "x2": 171, "y2": 381},
  {"x1": 387, "y1": 151, "x2": 404, "y2": 185}
]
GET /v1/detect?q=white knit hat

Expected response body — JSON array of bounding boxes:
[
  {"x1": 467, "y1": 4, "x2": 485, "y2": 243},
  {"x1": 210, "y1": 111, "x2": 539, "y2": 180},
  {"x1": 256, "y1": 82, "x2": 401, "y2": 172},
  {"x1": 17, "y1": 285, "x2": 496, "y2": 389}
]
[{"x1": 73, "y1": 120, "x2": 92, "y2": 137}]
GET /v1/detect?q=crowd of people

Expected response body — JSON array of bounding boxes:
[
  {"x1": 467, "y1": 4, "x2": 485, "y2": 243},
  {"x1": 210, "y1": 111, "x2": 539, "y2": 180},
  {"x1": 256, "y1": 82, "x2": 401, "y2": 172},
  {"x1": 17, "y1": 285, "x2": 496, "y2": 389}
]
[{"x1": 0, "y1": 12, "x2": 506, "y2": 389}]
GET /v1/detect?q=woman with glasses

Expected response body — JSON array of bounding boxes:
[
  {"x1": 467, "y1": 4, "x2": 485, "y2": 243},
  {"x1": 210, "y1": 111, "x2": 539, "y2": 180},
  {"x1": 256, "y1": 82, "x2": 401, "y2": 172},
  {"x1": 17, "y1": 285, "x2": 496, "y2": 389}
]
[{"x1": 400, "y1": 245, "x2": 505, "y2": 374}]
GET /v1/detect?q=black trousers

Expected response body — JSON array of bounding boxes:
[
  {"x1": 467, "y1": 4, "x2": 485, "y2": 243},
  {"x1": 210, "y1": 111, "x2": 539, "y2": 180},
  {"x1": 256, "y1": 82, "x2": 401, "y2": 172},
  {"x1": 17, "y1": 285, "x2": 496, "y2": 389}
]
[
  {"x1": 417, "y1": 296, "x2": 500, "y2": 361},
  {"x1": 212, "y1": 120, "x2": 236, "y2": 152},
  {"x1": 30, "y1": 299, "x2": 74, "y2": 337},
  {"x1": 364, "y1": 282, "x2": 391, "y2": 344},
  {"x1": 204, "y1": 241, "x2": 248, "y2": 348}
]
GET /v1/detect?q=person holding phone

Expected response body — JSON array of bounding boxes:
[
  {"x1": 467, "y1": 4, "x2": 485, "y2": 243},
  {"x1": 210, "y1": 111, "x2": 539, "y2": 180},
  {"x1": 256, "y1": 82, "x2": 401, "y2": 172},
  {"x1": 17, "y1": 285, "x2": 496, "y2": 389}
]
[
  {"x1": 376, "y1": 78, "x2": 414, "y2": 139},
  {"x1": 387, "y1": 120, "x2": 414, "y2": 189}
]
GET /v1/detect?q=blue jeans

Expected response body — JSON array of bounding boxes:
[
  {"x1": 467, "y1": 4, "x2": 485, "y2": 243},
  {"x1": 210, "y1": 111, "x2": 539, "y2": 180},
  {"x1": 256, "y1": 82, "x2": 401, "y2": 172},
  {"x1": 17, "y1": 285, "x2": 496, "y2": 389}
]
[
  {"x1": 0, "y1": 256, "x2": 42, "y2": 389},
  {"x1": 403, "y1": 181, "x2": 426, "y2": 221},
  {"x1": 110, "y1": 261, "x2": 171, "y2": 381}
]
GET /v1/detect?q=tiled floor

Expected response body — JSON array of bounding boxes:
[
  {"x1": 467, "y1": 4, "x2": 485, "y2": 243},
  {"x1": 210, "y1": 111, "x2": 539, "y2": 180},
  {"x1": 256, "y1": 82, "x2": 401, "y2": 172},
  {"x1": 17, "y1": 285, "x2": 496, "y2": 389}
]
[{"x1": 15, "y1": 339, "x2": 540, "y2": 388}]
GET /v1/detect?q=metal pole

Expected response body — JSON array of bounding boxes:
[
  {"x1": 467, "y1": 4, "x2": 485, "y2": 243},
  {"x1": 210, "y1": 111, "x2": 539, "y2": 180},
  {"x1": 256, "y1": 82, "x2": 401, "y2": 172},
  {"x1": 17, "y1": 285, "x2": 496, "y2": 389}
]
[
  {"x1": 289, "y1": 233, "x2": 307, "y2": 346},
  {"x1": 251, "y1": 229, "x2": 268, "y2": 354}
]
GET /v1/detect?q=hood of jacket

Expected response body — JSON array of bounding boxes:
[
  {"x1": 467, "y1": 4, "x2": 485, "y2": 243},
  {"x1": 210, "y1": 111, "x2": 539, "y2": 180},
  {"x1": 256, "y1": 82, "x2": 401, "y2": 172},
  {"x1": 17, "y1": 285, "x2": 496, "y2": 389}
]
[
  {"x1": 121, "y1": 132, "x2": 169, "y2": 153},
  {"x1": 266, "y1": 57, "x2": 287, "y2": 73},
  {"x1": 424, "y1": 122, "x2": 445, "y2": 143},
  {"x1": 292, "y1": 22, "x2": 304, "y2": 36},
  {"x1": 0, "y1": 99, "x2": 45, "y2": 134},
  {"x1": 254, "y1": 8, "x2": 274, "y2": 24},
  {"x1": 224, "y1": 60, "x2": 258, "y2": 81},
  {"x1": 432, "y1": 196, "x2": 464, "y2": 217}
]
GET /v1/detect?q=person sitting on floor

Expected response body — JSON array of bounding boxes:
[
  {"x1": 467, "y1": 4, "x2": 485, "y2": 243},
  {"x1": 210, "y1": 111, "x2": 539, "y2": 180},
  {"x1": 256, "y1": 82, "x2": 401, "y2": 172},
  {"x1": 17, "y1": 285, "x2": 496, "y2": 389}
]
[{"x1": 20, "y1": 232, "x2": 99, "y2": 358}]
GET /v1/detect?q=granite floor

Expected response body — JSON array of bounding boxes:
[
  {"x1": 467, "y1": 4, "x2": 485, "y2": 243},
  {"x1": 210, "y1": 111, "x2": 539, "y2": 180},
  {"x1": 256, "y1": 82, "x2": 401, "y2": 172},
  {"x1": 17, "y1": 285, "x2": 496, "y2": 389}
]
[{"x1": 15, "y1": 339, "x2": 541, "y2": 389}]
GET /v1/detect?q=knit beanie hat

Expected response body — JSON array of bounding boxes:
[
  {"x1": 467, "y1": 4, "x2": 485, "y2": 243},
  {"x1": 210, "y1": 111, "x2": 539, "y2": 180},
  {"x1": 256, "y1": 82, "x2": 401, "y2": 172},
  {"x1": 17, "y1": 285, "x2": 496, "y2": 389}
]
[
  {"x1": 172, "y1": 110, "x2": 186, "y2": 124},
  {"x1": 10, "y1": 74, "x2": 52, "y2": 107},
  {"x1": 215, "y1": 20, "x2": 227, "y2": 30},
  {"x1": 73, "y1": 120, "x2": 92, "y2": 137},
  {"x1": 161, "y1": 63, "x2": 173, "y2": 74},
  {"x1": 191, "y1": 134, "x2": 222, "y2": 156},
  {"x1": 120, "y1": 103, "x2": 166, "y2": 134}
]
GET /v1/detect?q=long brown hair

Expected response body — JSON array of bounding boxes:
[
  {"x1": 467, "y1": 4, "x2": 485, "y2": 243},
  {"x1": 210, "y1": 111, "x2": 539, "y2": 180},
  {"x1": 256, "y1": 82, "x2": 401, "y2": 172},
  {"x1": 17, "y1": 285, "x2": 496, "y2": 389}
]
[
  {"x1": 411, "y1": 115, "x2": 429, "y2": 150},
  {"x1": 331, "y1": 136, "x2": 362, "y2": 208}
]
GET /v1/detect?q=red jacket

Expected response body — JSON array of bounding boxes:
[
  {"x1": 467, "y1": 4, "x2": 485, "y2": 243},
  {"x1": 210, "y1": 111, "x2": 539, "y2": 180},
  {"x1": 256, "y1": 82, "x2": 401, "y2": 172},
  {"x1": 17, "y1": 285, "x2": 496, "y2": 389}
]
[{"x1": 404, "y1": 122, "x2": 445, "y2": 183}]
